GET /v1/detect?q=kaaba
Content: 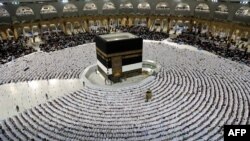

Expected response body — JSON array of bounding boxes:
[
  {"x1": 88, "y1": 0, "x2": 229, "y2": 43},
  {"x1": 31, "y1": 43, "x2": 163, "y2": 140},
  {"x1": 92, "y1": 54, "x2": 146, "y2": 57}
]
[{"x1": 95, "y1": 32, "x2": 143, "y2": 83}]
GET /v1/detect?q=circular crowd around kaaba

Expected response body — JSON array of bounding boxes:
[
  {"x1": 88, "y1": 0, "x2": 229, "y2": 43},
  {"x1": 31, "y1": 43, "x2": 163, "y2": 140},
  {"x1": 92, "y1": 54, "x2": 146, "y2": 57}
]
[{"x1": 0, "y1": 2, "x2": 250, "y2": 139}]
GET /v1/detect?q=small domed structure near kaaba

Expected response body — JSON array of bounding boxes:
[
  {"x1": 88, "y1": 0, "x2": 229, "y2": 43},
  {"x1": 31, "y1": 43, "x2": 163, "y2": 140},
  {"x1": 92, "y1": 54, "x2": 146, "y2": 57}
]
[{"x1": 0, "y1": 0, "x2": 249, "y2": 140}]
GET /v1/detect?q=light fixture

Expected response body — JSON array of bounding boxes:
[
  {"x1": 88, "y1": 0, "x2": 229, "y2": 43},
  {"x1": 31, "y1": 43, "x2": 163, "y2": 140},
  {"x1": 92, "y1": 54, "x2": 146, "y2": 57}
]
[
  {"x1": 240, "y1": 0, "x2": 249, "y2": 4},
  {"x1": 12, "y1": 1, "x2": 20, "y2": 5},
  {"x1": 62, "y1": 0, "x2": 69, "y2": 3}
]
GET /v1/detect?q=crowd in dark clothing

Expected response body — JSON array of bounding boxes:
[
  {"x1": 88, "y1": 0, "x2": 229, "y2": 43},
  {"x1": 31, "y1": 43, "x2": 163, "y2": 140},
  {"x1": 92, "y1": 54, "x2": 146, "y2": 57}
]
[
  {"x1": 39, "y1": 26, "x2": 169, "y2": 52},
  {"x1": 117, "y1": 26, "x2": 169, "y2": 41},
  {"x1": 1, "y1": 26, "x2": 249, "y2": 66},
  {"x1": 172, "y1": 31, "x2": 250, "y2": 66},
  {"x1": 39, "y1": 32, "x2": 95, "y2": 52},
  {"x1": 0, "y1": 37, "x2": 36, "y2": 64}
]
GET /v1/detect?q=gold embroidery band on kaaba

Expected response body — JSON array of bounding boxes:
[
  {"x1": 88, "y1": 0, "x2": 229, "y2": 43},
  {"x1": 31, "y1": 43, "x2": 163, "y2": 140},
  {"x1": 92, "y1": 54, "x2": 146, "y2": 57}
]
[
  {"x1": 96, "y1": 51, "x2": 108, "y2": 61},
  {"x1": 122, "y1": 54, "x2": 142, "y2": 59},
  {"x1": 96, "y1": 47, "x2": 142, "y2": 58}
]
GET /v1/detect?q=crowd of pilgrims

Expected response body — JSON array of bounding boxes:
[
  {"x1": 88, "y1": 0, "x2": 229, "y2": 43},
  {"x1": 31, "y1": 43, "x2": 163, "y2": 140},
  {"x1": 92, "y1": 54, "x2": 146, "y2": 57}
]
[
  {"x1": 1, "y1": 41, "x2": 250, "y2": 140},
  {"x1": 39, "y1": 26, "x2": 169, "y2": 52},
  {"x1": 172, "y1": 31, "x2": 250, "y2": 66},
  {"x1": 39, "y1": 32, "x2": 95, "y2": 52},
  {"x1": 0, "y1": 37, "x2": 36, "y2": 64},
  {"x1": 116, "y1": 26, "x2": 169, "y2": 41},
  {"x1": 0, "y1": 25, "x2": 249, "y2": 66}
]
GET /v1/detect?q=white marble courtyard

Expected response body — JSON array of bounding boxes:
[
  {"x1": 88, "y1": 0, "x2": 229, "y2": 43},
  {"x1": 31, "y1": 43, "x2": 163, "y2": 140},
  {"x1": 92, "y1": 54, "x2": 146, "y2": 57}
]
[
  {"x1": 0, "y1": 79, "x2": 83, "y2": 121},
  {"x1": 0, "y1": 40, "x2": 249, "y2": 140}
]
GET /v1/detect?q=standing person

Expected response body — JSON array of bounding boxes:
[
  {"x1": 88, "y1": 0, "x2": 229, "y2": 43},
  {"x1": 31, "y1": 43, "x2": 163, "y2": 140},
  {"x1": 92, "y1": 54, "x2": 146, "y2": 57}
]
[
  {"x1": 243, "y1": 46, "x2": 248, "y2": 59},
  {"x1": 225, "y1": 42, "x2": 230, "y2": 57},
  {"x1": 145, "y1": 89, "x2": 152, "y2": 102},
  {"x1": 45, "y1": 93, "x2": 48, "y2": 100},
  {"x1": 16, "y1": 105, "x2": 19, "y2": 112}
]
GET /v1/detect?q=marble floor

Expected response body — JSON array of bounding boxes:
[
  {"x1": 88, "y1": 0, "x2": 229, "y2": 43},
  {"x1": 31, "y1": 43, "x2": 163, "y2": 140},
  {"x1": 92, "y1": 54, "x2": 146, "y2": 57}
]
[
  {"x1": 87, "y1": 70, "x2": 149, "y2": 87},
  {"x1": 0, "y1": 79, "x2": 83, "y2": 121},
  {"x1": 0, "y1": 40, "x2": 219, "y2": 121}
]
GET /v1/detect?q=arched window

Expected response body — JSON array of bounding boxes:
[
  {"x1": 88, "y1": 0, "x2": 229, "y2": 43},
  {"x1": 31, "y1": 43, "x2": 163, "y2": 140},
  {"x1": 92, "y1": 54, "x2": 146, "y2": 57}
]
[
  {"x1": 138, "y1": 2, "x2": 150, "y2": 9},
  {"x1": 41, "y1": 5, "x2": 57, "y2": 14},
  {"x1": 16, "y1": 6, "x2": 34, "y2": 16},
  {"x1": 195, "y1": 3, "x2": 210, "y2": 12},
  {"x1": 235, "y1": 6, "x2": 250, "y2": 16},
  {"x1": 83, "y1": 2, "x2": 97, "y2": 11},
  {"x1": 215, "y1": 4, "x2": 228, "y2": 14},
  {"x1": 175, "y1": 3, "x2": 190, "y2": 11},
  {"x1": 0, "y1": 7, "x2": 10, "y2": 17},
  {"x1": 103, "y1": 2, "x2": 115, "y2": 10},
  {"x1": 156, "y1": 2, "x2": 169, "y2": 10},
  {"x1": 120, "y1": 1, "x2": 133, "y2": 9},
  {"x1": 63, "y1": 3, "x2": 78, "y2": 13}
]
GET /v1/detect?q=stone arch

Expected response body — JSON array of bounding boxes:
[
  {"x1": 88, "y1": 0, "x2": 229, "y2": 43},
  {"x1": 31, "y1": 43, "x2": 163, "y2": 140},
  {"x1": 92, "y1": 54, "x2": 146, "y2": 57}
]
[
  {"x1": 138, "y1": 2, "x2": 151, "y2": 9},
  {"x1": 103, "y1": 1, "x2": 115, "y2": 10},
  {"x1": 235, "y1": 6, "x2": 250, "y2": 16},
  {"x1": 83, "y1": 2, "x2": 97, "y2": 11},
  {"x1": 156, "y1": 2, "x2": 169, "y2": 10},
  {"x1": 40, "y1": 5, "x2": 57, "y2": 14},
  {"x1": 195, "y1": 3, "x2": 210, "y2": 12},
  {"x1": 175, "y1": 3, "x2": 190, "y2": 11},
  {"x1": 63, "y1": 3, "x2": 78, "y2": 13},
  {"x1": 215, "y1": 4, "x2": 228, "y2": 14},
  {"x1": 16, "y1": 6, "x2": 34, "y2": 16},
  {"x1": 0, "y1": 7, "x2": 10, "y2": 17},
  {"x1": 120, "y1": 1, "x2": 133, "y2": 9}
]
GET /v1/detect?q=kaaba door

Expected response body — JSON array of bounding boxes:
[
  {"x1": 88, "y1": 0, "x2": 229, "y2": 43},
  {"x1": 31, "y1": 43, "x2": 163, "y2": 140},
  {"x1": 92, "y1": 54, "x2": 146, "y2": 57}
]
[{"x1": 112, "y1": 56, "x2": 122, "y2": 77}]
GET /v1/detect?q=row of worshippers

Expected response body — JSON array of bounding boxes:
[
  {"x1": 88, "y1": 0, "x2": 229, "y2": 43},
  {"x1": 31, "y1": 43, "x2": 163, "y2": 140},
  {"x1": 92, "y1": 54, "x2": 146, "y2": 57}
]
[{"x1": 172, "y1": 30, "x2": 250, "y2": 66}]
